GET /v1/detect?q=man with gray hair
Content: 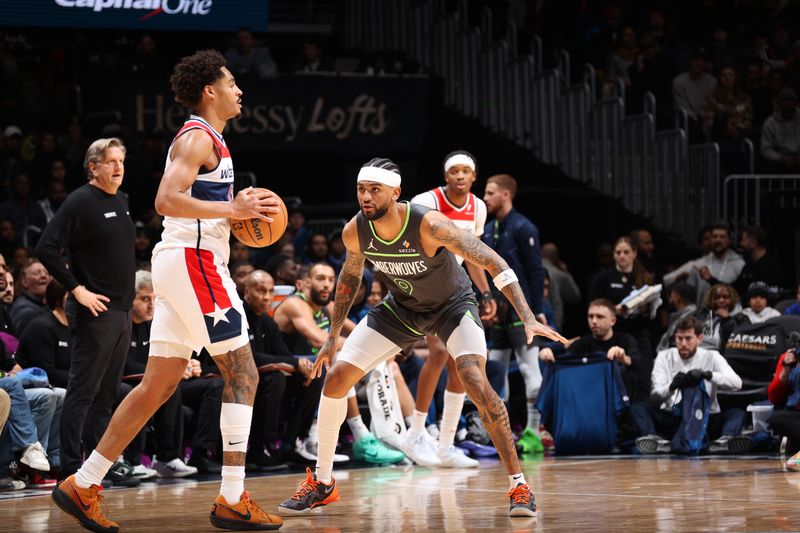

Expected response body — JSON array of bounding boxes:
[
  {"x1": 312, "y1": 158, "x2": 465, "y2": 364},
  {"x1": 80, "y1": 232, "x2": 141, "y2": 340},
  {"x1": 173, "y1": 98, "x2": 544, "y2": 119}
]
[{"x1": 35, "y1": 137, "x2": 136, "y2": 479}]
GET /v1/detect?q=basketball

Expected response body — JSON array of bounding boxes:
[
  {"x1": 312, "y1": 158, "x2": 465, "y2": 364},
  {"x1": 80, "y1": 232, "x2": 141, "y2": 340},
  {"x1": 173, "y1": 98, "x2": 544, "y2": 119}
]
[{"x1": 229, "y1": 188, "x2": 288, "y2": 248}]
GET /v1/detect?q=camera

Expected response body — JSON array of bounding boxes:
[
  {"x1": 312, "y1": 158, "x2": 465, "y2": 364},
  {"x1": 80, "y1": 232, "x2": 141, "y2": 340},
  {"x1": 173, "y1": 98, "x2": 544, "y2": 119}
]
[{"x1": 786, "y1": 332, "x2": 800, "y2": 368}]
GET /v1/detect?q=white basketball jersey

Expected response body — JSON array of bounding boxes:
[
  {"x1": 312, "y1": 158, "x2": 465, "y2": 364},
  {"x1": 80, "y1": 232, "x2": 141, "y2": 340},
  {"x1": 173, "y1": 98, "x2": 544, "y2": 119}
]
[
  {"x1": 411, "y1": 186, "x2": 487, "y2": 264},
  {"x1": 153, "y1": 115, "x2": 234, "y2": 263}
]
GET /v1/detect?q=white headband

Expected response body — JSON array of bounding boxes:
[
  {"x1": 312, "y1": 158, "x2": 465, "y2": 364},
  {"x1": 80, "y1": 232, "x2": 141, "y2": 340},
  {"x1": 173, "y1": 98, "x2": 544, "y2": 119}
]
[
  {"x1": 357, "y1": 166, "x2": 401, "y2": 187},
  {"x1": 444, "y1": 154, "x2": 476, "y2": 173}
]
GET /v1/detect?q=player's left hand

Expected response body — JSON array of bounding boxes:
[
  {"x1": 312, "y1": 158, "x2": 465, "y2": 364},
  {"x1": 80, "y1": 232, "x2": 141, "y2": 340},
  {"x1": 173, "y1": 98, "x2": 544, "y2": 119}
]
[
  {"x1": 479, "y1": 293, "x2": 497, "y2": 321},
  {"x1": 524, "y1": 315, "x2": 568, "y2": 345}
]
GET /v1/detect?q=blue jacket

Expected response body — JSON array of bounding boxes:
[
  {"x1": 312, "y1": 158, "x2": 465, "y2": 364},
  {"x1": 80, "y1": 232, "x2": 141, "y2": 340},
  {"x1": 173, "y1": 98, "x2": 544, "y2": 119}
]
[
  {"x1": 482, "y1": 209, "x2": 546, "y2": 314},
  {"x1": 536, "y1": 352, "x2": 629, "y2": 455},
  {"x1": 670, "y1": 382, "x2": 710, "y2": 455}
]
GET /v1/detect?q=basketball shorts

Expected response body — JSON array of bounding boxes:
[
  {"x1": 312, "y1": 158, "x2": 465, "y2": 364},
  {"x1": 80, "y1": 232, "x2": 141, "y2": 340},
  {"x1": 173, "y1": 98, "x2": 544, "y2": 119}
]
[
  {"x1": 337, "y1": 295, "x2": 486, "y2": 372},
  {"x1": 149, "y1": 247, "x2": 249, "y2": 360}
]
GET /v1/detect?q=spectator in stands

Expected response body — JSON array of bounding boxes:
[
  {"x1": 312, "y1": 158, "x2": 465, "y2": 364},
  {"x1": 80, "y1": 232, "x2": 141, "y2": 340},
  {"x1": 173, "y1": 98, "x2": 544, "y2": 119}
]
[
  {"x1": 541, "y1": 243, "x2": 580, "y2": 331},
  {"x1": 633, "y1": 316, "x2": 749, "y2": 454},
  {"x1": 760, "y1": 88, "x2": 800, "y2": 172},
  {"x1": 0, "y1": 219, "x2": 20, "y2": 263},
  {"x1": 627, "y1": 37, "x2": 676, "y2": 126},
  {"x1": 293, "y1": 38, "x2": 335, "y2": 73},
  {"x1": 603, "y1": 26, "x2": 638, "y2": 97},
  {"x1": 224, "y1": 28, "x2": 278, "y2": 79},
  {"x1": 585, "y1": 242, "x2": 614, "y2": 292},
  {"x1": 303, "y1": 232, "x2": 329, "y2": 265},
  {"x1": 657, "y1": 282, "x2": 698, "y2": 353},
  {"x1": 767, "y1": 346, "x2": 800, "y2": 470},
  {"x1": 712, "y1": 112, "x2": 751, "y2": 176},
  {"x1": 0, "y1": 376, "x2": 53, "y2": 488},
  {"x1": 120, "y1": 272, "x2": 199, "y2": 478},
  {"x1": 327, "y1": 229, "x2": 346, "y2": 274},
  {"x1": 696, "y1": 223, "x2": 745, "y2": 287},
  {"x1": 230, "y1": 240, "x2": 252, "y2": 265},
  {"x1": 695, "y1": 283, "x2": 749, "y2": 351},
  {"x1": 588, "y1": 236, "x2": 655, "y2": 362},
  {"x1": 29, "y1": 131, "x2": 62, "y2": 193},
  {"x1": 743, "y1": 59, "x2": 773, "y2": 128},
  {"x1": 10, "y1": 259, "x2": 50, "y2": 335},
  {"x1": 737, "y1": 225, "x2": 785, "y2": 296},
  {"x1": 741, "y1": 281, "x2": 781, "y2": 323},
  {"x1": 286, "y1": 202, "x2": 310, "y2": 252},
  {"x1": 266, "y1": 253, "x2": 299, "y2": 288},
  {"x1": 231, "y1": 261, "x2": 255, "y2": 298},
  {"x1": 129, "y1": 34, "x2": 169, "y2": 77},
  {"x1": 1, "y1": 126, "x2": 25, "y2": 185},
  {"x1": 242, "y1": 270, "x2": 317, "y2": 472},
  {"x1": 630, "y1": 228, "x2": 660, "y2": 281},
  {"x1": 707, "y1": 25, "x2": 739, "y2": 70},
  {"x1": 132, "y1": 223, "x2": 152, "y2": 268},
  {"x1": 0, "y1": 173, "x2": 47, "y2": 236},
  {"x1": 38, "y1": 180, "x2": 66, "y2": 224},
  {"x1": 783, "y1": 283, "x2": 800, "y2": 316},
  {"x1": 347, "y1": 268, "x2": 375, "y2": 324},
  {"x1": 541, "y1": 298, "x2": 646, "y2": 402},
  {"x1": 672, "y1": 48, "x2": 716, "y2": 141},
  {"x1": 702, "y1": 66, "x2": 753, "y2": 138}
]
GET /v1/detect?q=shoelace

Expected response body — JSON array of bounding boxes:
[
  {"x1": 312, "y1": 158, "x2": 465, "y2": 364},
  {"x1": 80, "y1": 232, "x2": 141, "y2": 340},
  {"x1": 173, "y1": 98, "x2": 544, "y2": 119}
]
[
  {"x1": 507, "y1": 485, "x2": 531, "y2": 506},
  {"x1": 86, "y1": 485, "x2": 114, "y2": 525},
  {"x1": 291, "y1": 471, "x2": 321, "y2": 501}
]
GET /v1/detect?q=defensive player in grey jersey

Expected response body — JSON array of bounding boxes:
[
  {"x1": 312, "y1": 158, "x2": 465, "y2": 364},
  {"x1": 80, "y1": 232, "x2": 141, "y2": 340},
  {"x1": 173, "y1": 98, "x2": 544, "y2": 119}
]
[{"x1": 279, "y1": 158, "x2": 566, "y2": 518}]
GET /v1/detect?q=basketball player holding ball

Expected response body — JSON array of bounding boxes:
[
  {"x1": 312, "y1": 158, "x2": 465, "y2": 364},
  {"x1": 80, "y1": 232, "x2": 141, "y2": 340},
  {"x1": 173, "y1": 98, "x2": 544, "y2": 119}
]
[{"x1": 52, "y1": 50, "x2": 284, "y2": 532}]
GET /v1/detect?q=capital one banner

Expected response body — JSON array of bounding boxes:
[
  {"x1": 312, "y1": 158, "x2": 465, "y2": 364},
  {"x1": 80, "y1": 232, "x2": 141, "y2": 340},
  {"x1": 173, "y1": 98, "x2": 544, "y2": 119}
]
[
  {"x1": 95, "y1": 75, "x2": 431, "y2": 154},
  {"x1": 0, "y1": 0, "x2": 267, "y2": 31}
]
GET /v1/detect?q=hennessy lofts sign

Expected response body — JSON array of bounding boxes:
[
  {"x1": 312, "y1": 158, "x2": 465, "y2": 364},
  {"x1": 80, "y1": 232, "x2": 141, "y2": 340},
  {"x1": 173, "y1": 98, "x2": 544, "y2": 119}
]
[{"x1": 103, "y1": 75, "x2": 431, "y2": 154}]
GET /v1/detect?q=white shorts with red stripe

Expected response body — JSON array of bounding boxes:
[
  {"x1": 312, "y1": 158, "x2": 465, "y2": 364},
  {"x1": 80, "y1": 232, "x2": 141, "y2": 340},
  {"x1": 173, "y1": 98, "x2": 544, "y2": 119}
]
[{"x1": 149, "y1": 247, "x2": 249, "y2": 360}]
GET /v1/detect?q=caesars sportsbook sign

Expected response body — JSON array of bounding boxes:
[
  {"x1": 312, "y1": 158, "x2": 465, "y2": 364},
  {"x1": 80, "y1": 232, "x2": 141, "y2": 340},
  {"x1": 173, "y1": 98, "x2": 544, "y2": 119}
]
[
  {"x1": 0, "y1": 0, "x2": 267, "y2": 31},
  {"x1": 94, "y1": 75, "x2": 431, "y2": 154}
]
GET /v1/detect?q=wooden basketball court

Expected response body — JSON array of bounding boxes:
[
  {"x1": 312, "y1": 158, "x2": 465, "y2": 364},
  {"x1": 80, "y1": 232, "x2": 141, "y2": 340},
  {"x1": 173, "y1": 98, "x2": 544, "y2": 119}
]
[{"x1": 1, "y1": 455, "x2": 798, "y2": 532}]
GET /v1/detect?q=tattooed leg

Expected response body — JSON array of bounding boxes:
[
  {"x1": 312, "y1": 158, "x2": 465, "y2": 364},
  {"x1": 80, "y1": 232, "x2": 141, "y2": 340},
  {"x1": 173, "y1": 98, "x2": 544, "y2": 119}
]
[
  {"x1": 212, "y1": 344, "x2": 259, "y2": 466},
  {"x1": 456, "y1": 354, "x2": 522, "y2": 475}
]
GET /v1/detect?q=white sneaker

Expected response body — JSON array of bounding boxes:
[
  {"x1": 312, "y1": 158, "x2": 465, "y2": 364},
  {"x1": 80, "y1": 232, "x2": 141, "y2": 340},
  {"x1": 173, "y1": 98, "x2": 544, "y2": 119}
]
[
  {"x1": 20, "y1": 442, "x2": 50, "y2": 471},
  {"x1": 130, "y1": 463, "x2": 158, "y2": 480},
  {"x1": 426, "y1": 424, "x2": 441, "y2": 440},
  {"x1": 399, "y1": 430, "x2": 442, "y2": 467},
  {"x1": 152, "y1": 457, "x2": 198, "y2": 478},
  {"x1": 437, "y1": 444, "x2": 479, "y2": 468},
  {"x1": 294, "y1": 437, "x2": 350, "y2": 463}
]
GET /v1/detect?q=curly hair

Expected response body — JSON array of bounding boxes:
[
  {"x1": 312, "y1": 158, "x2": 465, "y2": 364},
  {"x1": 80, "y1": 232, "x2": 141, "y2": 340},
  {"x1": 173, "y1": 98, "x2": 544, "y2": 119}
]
[{"x1": 169, "y1": 50, "x2": 226, "y2": 108}]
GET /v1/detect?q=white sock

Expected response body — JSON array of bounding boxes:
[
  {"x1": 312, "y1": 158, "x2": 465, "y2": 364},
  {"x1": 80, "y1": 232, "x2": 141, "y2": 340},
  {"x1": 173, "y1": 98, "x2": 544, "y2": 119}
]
[
  {"x1": 526, "y1": 402, "x2": 540, "y2": 433},
  {"x1": 347, "y1": 415, "x2": 371, "y2": 441},
  {"x1": 410, "y1": 409, "x2": 427, "y2": 433},
  {"x1": 509, "y1": 472, "x2": 527, "y2": 489},
  {"x1": 220, "y1": 466, "x2": 245, "y2": 505},
  {"x1": 315, "y1": 394, "x2": 347, "y2": 485},
  {"x1": 438, "y1": 390, "x2": 465, "y2": 450},
  {"x1": 74, "y1": 450, "x2": 113, "y2": 489}
]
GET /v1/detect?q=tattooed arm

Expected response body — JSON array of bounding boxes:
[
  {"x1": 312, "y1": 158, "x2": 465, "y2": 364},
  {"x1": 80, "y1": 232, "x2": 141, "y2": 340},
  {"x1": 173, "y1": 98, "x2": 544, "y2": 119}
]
[
  {"x1": 311, "y1": 218, "x2": 366, "y2": 377},
  {"x1": 422, "y1": 211, "x2": 567, "y2": 344}
]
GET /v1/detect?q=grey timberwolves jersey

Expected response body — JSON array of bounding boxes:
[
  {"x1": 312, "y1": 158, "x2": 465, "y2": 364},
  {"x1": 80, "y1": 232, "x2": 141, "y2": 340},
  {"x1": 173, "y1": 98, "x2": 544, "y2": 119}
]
[{"x1": 356, "y1": 202, "x2": 473, "y2": 313}]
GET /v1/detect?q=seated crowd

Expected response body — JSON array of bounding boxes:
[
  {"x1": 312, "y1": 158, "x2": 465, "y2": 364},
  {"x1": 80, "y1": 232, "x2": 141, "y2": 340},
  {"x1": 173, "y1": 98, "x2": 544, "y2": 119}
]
[{"x1": 0, "y1": 194, "x2": 798, "y2": 494}]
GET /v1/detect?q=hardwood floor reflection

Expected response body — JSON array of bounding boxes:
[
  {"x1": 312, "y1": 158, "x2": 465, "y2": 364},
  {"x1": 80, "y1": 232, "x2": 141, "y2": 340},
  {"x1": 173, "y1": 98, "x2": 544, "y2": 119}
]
[{"x1": 2, "y1": 456, "x2": 799, "y2": 532}]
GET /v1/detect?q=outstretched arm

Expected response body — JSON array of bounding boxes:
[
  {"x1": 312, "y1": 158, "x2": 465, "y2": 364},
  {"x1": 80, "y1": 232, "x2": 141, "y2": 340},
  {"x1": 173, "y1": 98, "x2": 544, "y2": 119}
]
[
  {"x1": 424, "y1": 211, "x2": 567, "y2": 344},
  {"x1": 311, "y1": 219, "x2": 365, "y2": 377}
]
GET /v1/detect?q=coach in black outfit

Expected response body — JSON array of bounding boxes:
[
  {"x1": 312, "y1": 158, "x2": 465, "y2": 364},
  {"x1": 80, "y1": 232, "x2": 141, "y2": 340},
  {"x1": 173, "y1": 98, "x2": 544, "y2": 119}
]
[{"x1": 35, "y1": 138, "x2": 135, "y2": 477}]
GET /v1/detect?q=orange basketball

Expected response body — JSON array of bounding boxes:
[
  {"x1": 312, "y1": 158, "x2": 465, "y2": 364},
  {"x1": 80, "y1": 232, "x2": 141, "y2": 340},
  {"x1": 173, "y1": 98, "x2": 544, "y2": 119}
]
[{"x1": 229, "y1": 188, "x2": 288, "y2": 248}]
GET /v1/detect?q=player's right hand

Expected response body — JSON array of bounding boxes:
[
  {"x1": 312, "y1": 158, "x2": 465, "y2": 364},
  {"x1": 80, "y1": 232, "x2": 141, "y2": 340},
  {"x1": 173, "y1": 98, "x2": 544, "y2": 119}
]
[
  {"x1": 524, "y1": 315, "x2": 568, "y2": 345},
  {"x1": 311, "y1": 336, "x2": 337, "y2": 379},
  {"x1": 231, "y1": 187, "x2": 281, "y2": 222},
  {"x1": 72, "y1": 285, "x2": 109, "y2": 317}
]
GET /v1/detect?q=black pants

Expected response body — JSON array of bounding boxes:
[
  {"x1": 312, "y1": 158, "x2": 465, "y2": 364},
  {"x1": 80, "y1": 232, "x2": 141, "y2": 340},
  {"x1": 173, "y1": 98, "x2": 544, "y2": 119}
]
[
  {"x1": 281, "y1": 372, "x2": 323, "y2": 445},
  {"x1": 61, "y1": 309, "x2": 132, "y2": 475},
  {"x1": 250, "y1": 370, "x2": 286, "y2": 454},
  {"x1": 122, "y1": 384, "x2": 184, "y2": 465},
  {"x1": 179, "y1": 377, "x2": 223, "y2": 453},
  {"x1": 769, "y1": 409, "x2": 800, "y2": 456}
]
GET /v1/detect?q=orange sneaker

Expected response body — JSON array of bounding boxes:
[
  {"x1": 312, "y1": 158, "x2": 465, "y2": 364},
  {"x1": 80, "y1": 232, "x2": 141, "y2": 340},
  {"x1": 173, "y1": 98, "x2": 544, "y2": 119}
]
[
  {"x1": 210, "y1": 490, "x2": 283, "y2": 530},
  {"x1": 278, "y1": 467, "x2": 340, "y2": 514},
  {"x1": 51, "y1": 474, "x2": 119, "y2": 533}
]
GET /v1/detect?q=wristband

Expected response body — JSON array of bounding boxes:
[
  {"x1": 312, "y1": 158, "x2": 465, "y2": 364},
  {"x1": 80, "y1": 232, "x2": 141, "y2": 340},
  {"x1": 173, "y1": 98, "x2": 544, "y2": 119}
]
[{"x1": 493, "y1": 269, "x2": 518, "y2": 290}]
